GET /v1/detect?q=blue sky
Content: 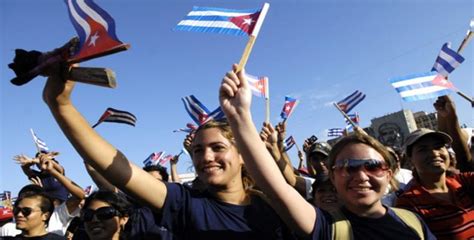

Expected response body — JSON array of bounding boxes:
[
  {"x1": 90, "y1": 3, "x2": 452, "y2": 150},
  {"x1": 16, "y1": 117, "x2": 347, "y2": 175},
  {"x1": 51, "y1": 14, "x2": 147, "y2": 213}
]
[{"x1": 1, "y1": 0, "x2": 473, "y2": 196}]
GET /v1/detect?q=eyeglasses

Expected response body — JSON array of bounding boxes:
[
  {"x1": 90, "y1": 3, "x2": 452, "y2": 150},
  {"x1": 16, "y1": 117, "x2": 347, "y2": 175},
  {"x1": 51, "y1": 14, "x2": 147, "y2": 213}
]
[
  {"x1": 81, "y1": 206, "x2": 121, "y2": 222},
  {"x1": 332, "y1": 159, "x2": 389, "y2": 177},
  {"x1": 13, "y1": 207, "x2": 41, "y2": 217}
]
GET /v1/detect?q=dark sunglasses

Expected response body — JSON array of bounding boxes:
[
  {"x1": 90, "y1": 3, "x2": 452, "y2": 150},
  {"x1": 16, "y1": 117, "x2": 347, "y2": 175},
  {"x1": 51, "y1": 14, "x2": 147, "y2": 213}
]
[
  {"x1": 13, "y1": 207, "x2": 40, "y2": 217},
  {"x1": 81, "y1": 206, "x2": 121, "y2": 222},
  {"x1": 332, "y1": 159, "x2": 389, "y2": 177}
]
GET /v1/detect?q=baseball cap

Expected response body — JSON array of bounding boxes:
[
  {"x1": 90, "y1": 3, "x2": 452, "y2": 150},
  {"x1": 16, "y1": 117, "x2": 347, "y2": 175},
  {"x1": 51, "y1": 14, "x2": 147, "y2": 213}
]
[
  {"x1": 309, "y1": 142, "x2": 332, "y2": 156},
  {"x1": 404, "y1": 128, "x2": 452, "y2": 155}
]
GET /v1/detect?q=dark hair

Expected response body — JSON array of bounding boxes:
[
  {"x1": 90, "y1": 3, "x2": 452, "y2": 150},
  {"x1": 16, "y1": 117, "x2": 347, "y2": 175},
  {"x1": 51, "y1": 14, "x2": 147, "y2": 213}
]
[
  {"x1": 82, "y1": 191, "x2": 131, "y2": 240},
  {"x1": 82, "y1": 191, "x2": 131, "y2": 217},
  {"x1": 328, "y1": 132, "x2": 396, "y2": 175},
  {"x1": 143, "y1": 165, "x2": 169, "y2": 182},
  {"x1": 18, "y1": 184, "x2": 44, "y2": 197},
  {"x1": 15, "y1": 192, "x2": 55, "y2": 226},
  {"x1": 194, "y1": 120, "x2": 255, "y2": 191}
]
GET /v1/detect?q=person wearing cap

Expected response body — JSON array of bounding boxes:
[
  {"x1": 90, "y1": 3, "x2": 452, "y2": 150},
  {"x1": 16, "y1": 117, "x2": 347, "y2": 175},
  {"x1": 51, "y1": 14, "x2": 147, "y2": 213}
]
[
  {"x1": 304, "y1": 141, "x2": 332, "y2": 177},
  {"x1": 395, "y1": 128, "x2": 474, "y2": 239}
]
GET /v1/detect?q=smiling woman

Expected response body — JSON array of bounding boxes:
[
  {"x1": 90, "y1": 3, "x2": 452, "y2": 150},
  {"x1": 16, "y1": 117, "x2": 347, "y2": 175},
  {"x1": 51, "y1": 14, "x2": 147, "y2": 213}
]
[{"x1": 81, "y1": 191, "x2": 131, "y2": 240}]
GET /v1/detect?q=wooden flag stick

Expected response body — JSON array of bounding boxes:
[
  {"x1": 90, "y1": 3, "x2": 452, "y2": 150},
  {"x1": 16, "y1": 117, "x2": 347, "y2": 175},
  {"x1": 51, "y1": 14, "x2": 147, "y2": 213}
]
[
  {"x1": 68, "y1": 67, "x2": 117, "y2": 88},
  {"x1": 453, "y1": 26, "x2": 474, "y2": 104},
  {"x1": 237, "y1": 35, "x2": 257, "y2": 72},
  {"x1": 333, "y1": 102, "x2": 357, "y2": 129},
  {"x1": 265, "y1": 97, "x2": 270, "y2": 123}
]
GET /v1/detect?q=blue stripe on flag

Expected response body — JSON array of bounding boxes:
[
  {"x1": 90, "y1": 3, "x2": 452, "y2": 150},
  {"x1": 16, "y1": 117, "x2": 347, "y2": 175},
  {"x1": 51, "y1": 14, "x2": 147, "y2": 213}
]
[
  {"x1": 174, "y1": 25, "x2": 247, "y2": 36},
  {"x1": 394, "y1": 81, "x2": 433, "y2": 93},
  {"x1": 401, "y1": 89, "x2": 452, "y2": 102},
  {"x1": 183, "y1": 15, "x2": 230, "y2": 21}
]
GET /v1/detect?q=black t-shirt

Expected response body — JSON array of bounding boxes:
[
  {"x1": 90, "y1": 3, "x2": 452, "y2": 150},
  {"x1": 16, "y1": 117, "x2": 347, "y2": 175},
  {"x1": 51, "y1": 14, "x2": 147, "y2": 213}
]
[{"x1": 1, "y1": 233, "x2": 65, "y2": 240}]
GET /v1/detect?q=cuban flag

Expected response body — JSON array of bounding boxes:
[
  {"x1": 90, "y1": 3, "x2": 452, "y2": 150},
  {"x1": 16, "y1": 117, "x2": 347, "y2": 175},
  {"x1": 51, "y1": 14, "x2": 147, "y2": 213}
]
[
  {"x1": 30, "y1": 129, "x2": 49, "y2": 153},
  {"x1": 83, "y1": 185, "x2": 95, "y2": 197},
  {"x1": 246, "y1": 73, "x2": 269, "y2": 99},
  {"x1": 345, "y1": 112, "x2": 360, "y2": 125},
  {"x1": 173, "y1": 123, "x2": 198, "y2": 133},
  {"x1": 92, "y1": 108, "x2": 137, "y2": 128},
  {"x1": 432, "y1": 43, "x2": 465, "y2": 77},
  {"x1": 280, "y1": 96, "x2": 299, "y2": 120},
  {"x1": 143, "y1": 151, "x2": 165, "y2": 167},
  {"x1": 328, "y1": 128, "x2": 345, "y2": 137},
  {"x1": 175, "y1": 3, "x2": 269, "y2": 37},
  {"x1": 337, "y1": 90, "x2": 366, "y2": 114},
  {"x1": 390, "y1": 72, "x2": 453, "y2": 102},
  {"x1": 65, "y1": 0, "x2": 128, "y2": 63},
  {"x1": 283, "y1": 136, "x2": 296, "y2": 152},
  {"x1": 159, "y1": 154, "x2": 174, "y2": 166},
  {"x1": 182, "y1": 95, "x2": 225, "y2": 125}
]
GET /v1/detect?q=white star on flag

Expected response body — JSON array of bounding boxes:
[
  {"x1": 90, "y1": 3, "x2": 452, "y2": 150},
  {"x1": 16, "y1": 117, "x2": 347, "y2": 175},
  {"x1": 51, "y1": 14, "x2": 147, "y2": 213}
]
[
  {"x1": 88, "y1": 32, "x2": 100, "y2": 46},
  {"x1": 243, "y1": 18, "x2": 253, "y2": 25},
  {"x1": 285, "y1": 106, "x2": 290, "y2": 111}
]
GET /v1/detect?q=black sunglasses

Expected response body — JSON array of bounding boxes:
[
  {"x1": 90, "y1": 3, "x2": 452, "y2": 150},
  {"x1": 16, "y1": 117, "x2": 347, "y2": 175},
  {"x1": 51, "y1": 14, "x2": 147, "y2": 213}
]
[
  {"x1": 81, "y1": 206, "x2": 121, "y2": 222},
  {"x1": 13, "y1": 207, "x2": 40, "y2": 217}
]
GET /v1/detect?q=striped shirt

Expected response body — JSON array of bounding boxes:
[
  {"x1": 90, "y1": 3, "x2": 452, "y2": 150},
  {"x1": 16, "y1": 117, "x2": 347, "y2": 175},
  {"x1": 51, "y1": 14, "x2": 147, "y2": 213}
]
[{"x1": 395, "y1": 172, "x2": 474, "y2": 240}]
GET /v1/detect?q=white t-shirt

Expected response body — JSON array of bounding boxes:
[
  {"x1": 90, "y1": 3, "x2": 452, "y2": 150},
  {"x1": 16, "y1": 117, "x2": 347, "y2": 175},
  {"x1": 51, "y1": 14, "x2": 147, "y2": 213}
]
[
  {"x1": 382, "y1": 168, "x2": 413, "y2": 206},
  {"x1": 0, "y1": 222, "x2": 21, "y2": 237},
  {"x1": 47, "y1": 202, "x2": 80, "y2": 236}
]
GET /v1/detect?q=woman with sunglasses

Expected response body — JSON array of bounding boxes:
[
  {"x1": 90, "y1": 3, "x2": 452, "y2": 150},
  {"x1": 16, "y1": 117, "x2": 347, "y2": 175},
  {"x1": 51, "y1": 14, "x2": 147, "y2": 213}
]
[
  {"x1": 219, "y1": 64, "x2": 435, "y2": 239},
  {"x1": 80, "y1": 191, "x2": 131, "y2": 240},
  {"x1": 40, "y1": 62, "x2": 293, "y2": 239},
  {"x1": 7, "y1": 192, "x2": 64, "y2": 239}
]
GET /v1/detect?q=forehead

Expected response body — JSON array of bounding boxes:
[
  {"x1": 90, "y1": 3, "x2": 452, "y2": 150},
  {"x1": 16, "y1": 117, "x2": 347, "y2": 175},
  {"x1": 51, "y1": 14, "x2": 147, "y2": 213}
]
[
  {"x1": 87, "y1": 199, "x2": 111, "y2": 210},
  {"x1": 335, "y1": 143, "x2": 384, "y2": 162},
  {"x1": 18, "y1": 197, "x2": 41, "y2": 207},
  {"x1": 193, "y1": 128, "x2": 231, "y2": 146}
]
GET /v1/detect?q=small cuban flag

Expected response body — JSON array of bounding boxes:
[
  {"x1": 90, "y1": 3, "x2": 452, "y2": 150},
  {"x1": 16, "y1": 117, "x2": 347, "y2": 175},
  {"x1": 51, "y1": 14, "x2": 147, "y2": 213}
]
[
  {"x1": 280, "y1": 96, "x2": 299, "y2": 120},
  {"x1": 174, "y1": 3, "x2": 270, "y2": 37},
  {"x1": 246, "y1": 73, "x2": 269, "y2": 99}
]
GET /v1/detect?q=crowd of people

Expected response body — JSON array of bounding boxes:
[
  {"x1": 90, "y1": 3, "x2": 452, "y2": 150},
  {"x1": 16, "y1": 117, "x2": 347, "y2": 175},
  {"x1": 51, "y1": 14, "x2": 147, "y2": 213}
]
[{"x1": 0, "y1": 62, "x2": 473, "y2": 240}]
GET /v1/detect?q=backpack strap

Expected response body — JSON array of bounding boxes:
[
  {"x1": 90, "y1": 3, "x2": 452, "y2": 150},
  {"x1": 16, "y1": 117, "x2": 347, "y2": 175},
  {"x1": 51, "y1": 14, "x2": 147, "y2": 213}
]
[
  {"x1": 391, "y1": 207, "x2": 424, "y2": 240},
  {"x1": 329, "y1": 209, "x2": 354, "y2": 240}
]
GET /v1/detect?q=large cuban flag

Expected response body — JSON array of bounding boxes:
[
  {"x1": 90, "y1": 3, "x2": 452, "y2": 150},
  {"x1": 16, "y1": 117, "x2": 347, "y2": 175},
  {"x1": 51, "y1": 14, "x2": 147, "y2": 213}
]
[
  {"x1": 65, "y1": 0, "x2": 128, "y2": 63},
  {"x1": 390, "y1": 72, "x2": 453, "y2": 102},
  {"x1": 175, "y1": 3, "x2": 269, "y2": 37}
]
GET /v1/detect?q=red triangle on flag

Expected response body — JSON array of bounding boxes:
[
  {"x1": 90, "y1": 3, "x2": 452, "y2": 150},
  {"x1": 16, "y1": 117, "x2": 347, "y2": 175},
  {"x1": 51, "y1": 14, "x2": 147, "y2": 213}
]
[
  {"x1": 432, "y1": 74, "x2": 456, "y2": 90},
  {"x1": 229, "y1": 12, "x2": 261, "y2": 35}
]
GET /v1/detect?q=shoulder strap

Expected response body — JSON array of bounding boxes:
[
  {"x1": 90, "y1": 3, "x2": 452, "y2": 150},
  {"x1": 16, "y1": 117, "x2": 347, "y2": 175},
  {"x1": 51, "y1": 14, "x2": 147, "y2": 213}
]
[
  {"x1": 329, "y1": 209, "x2": 354, "y2": 240},
  {"x1": 391, "y1": 207, "x2": 424, "y2": 240}
]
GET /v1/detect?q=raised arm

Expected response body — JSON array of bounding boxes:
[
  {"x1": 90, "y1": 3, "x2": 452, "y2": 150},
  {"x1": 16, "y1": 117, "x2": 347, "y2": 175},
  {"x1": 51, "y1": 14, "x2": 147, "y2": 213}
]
[
  {"x1": 219, "y1": 64, "x2": 316, "y2": 236},
  {"x1": 38, "y1": 154, "x2": 85, "y2": 213},
  {"x1": 84, "y1": 163, "x2": 118, "y2": 192},
  {"x1": 41, "y1": 63, "x2": 167, "y2": 211},
  {"x1": 14, "y1": 154, "x2": 40, "y2": 178},
  {"x1": 434, "y1": 96, "x2": 473, "y2": 171},
  {"x1": 170, "y1": 155, "x2": 182, "y2": 183}
]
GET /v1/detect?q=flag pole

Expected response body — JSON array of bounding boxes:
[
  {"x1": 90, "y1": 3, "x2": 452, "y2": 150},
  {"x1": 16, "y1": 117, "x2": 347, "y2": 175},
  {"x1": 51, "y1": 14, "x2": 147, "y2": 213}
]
[
  {"x1": 236, "y1": 3, "x2": 270, "y2": 72},
  {"x1": 265, "y1": 97, "x2": 270, "y2": 123},
  {"x1": 29, "y1": 128, "x2": 41, "y2": 154},
  {"x1": 333, "y1": 103, "x2": 357, "y2": 128},
  {"x1": 452, "y1": 19, "x2": 474, "y2": 104}
]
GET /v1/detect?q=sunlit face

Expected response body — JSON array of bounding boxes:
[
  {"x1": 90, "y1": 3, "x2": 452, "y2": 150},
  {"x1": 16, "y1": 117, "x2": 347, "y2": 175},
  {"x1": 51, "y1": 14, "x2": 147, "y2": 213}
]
[
  {"x1": 410, "y1": 136, "x2": 450, "y2": 177},
  {"x1": 83, "y1": 200, "x2": 127, "y2": 240},
  {"x1": 15, "y1": 197, "x2": 49, "y2": 233},
  {"x1": 313, "y1": 183, "x2": 340, "y2": 211},
  {"x1": 191, "y1": 128, "x2": 244, "y2": 189},
  {"x1": 307, "y1": 152, "x2": 329, "y2": 176},
  {"x1": 330, "y1": 143, "x2": 392, "y2": 213}
]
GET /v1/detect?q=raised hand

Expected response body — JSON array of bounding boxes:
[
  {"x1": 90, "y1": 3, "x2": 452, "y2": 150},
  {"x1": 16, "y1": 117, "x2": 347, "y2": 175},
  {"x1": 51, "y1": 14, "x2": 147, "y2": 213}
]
[
  {"x1": 260, "y1": 122, "x2": 278, "y2": 150},
  {"x1": 30, "y1": 176, "x2": 43, "y2": 187},
  {"x1": 434, "y1": 96, "x2": 457, "y2": 120},
  {"x1": 170, "y1": 155, "x2": 179, "y2": 165},
  {"x1": 219, "y1": 64, "x2": 252, "y2": 120},
  {"x1": 275, "y1": 121, "x2": 287, "y2": 142},
  {"x1": 42, "y1": 62, "x2": 77, "y2": 107},
  {"x1": 183, "y1": 133, "x2": 195, "y2": 154},
  {"x1": 13, "y1": 154, "x2": 38, "y2": 166}
]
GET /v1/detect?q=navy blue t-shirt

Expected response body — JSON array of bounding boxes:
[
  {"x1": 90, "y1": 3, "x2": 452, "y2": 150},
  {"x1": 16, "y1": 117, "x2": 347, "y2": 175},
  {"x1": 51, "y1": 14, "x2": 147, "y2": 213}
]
[
  {"x1": 157, "y1": 183, "x2": 295, "y2": 240},
  {"x1": 311, "y1": 207, "x2": 437, "y2": 240}
]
